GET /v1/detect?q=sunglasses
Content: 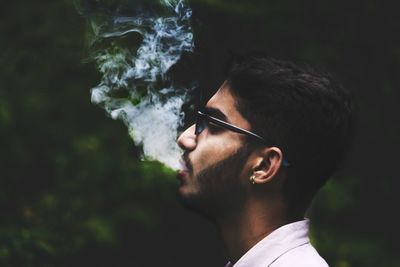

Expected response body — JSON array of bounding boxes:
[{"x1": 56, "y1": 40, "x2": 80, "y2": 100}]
[{"x1": 195, "y1": 111, "x2": 290, "y2": 167}]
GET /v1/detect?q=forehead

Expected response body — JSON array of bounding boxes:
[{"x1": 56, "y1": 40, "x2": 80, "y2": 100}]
[{"x1": 205, "y1": 83, "x2": 251, "y2": 129}]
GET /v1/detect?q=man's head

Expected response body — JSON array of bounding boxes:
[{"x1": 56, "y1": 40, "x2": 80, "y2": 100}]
[
  {"x1": 176, "y1": 53, "x2": 356, "y2": 219},
  {"x1": 176, "y1": 86, "x2": 258, "y2": 219}
]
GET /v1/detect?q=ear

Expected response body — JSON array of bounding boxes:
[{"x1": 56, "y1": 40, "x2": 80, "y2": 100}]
[{"x1": 251, "y1": 147, "x2": 284, "y2": 184}]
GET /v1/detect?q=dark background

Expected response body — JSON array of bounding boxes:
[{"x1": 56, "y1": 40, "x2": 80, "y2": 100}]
[{"x1": 1, "y1": 0, "x2": 399, "y2": 266}]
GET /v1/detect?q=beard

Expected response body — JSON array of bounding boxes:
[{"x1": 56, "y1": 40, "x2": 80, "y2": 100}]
[{"x1": 177, "y1": 145, "x2": 253, "y2": 220}]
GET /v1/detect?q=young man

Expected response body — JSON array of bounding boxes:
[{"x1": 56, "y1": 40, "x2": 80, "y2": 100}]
[{"x1": 176, "y1": 54, "x2": 356, "y2": 267}]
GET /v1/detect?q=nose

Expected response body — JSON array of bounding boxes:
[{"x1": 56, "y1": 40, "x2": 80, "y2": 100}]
[{"x1": 177, "y1": 124, "x2": 197, "y2": 151}]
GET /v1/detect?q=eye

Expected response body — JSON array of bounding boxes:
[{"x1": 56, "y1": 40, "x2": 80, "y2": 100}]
[{"x1": 206, "y1": 121, "x2": 223, "y2": 133}]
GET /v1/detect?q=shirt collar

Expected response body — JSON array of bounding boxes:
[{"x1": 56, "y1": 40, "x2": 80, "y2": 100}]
[{"x1": 226, "y1": 219, "x2": 310, "y2": 267}]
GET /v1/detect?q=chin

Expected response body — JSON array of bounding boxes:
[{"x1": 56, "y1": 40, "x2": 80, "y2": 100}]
[
  {"x1": 175, "y1": 189, "x2": 217, "y2": 222},
  {"x1": 176, "y1": 188, "x2": 197, "y2": 210},
  {"x1": 176, "y1": 184, "x2": 190, "y2": 200},
  {"x1": 175, "y1": 185, "x2": 199, "y2": 208}
]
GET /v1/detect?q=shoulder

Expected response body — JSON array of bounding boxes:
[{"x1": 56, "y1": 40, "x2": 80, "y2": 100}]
[{"x1": 270, "y1": 242, "x2": 329, "y2": 267}]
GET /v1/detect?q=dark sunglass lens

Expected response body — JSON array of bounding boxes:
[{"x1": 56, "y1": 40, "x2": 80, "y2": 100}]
[{"x1": 195, "y1": 118, "x2": 205, "y2": 135}]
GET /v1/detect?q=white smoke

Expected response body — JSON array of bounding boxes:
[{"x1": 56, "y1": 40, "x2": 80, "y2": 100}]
[{"x1": 88, "y1": 0, "x2": 194, "y2": 170}]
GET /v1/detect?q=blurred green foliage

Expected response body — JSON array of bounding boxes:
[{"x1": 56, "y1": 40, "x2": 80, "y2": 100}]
[{"x1": 1, "y1": 0, "x2": 399, "y2": 266}]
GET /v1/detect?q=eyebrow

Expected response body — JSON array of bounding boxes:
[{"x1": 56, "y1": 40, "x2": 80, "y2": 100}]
[{"x1": 202, "y1": 107, "x2": 228, "y2": 122}]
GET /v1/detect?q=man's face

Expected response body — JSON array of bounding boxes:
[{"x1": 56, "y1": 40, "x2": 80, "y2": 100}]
[{"x1": 176, "y1": 83, "x2": 255, "y2": 216}]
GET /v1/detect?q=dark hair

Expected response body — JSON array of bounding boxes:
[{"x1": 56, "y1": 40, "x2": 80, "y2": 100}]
[{"x1": 225, "y1": 53, "x2": 357, "y2": 216}]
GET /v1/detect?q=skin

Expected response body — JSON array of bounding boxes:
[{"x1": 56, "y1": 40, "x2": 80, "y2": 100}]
[{"x1": 176, "y1": 82, "x2": 293, "y2": 264}]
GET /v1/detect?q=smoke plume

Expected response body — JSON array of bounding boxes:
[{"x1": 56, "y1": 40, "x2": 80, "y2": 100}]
[{"x1": 84, "y1": 0, "x2": 194, "y2": 170}]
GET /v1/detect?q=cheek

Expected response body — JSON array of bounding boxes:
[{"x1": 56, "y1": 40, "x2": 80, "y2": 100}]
[{"x1": 192, "y1": 136, "x2": 241, "y2": 173}]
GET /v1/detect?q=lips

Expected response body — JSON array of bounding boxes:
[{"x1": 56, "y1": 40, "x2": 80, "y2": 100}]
[
  {"x1": 179, "y1": 158, "x2": 189, "y2": 172},
  {"x1": 176, "y1": 156, "x2": 192, "y2": 182}
]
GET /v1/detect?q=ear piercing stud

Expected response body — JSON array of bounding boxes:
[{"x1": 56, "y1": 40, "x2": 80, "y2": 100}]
[{"x1": 250, "y1": 175, "x2": 256, "y2": 185}]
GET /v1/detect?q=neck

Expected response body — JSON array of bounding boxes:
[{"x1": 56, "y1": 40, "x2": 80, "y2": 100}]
[{"x1": 216, "y1": 196, "x2": 294, "y2": 264}]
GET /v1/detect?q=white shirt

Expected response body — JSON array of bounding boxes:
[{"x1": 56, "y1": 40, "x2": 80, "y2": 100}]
[{"x1": 225, "y1": 220, "x2": 329, "y2": 267}]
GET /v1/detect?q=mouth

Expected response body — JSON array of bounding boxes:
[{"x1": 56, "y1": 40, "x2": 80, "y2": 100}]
[
  {"x1": 179, "y1": 158, "x2": 189, "y2": 172},
  {"x1": 176, "y1": 156, "x2": 191, "y2": 182}
]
